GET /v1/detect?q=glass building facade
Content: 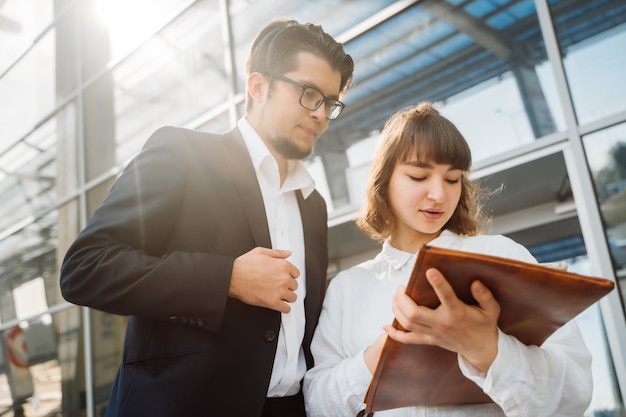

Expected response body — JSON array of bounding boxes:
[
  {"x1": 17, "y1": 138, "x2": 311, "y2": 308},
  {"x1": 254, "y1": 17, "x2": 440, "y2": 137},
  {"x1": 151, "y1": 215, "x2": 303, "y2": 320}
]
[{"x1": 0, "y1": 0, "x2": 624, "y2": 415}]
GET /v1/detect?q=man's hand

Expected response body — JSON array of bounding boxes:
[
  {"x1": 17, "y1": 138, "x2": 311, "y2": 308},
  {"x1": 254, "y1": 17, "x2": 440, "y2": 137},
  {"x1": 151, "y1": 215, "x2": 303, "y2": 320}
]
[
  {"x1": 229, "y1": 247, "x2": 300, "y2": 313},
  {"x1": 384, "y1": 267, "x2": 501, "y2": 373}
]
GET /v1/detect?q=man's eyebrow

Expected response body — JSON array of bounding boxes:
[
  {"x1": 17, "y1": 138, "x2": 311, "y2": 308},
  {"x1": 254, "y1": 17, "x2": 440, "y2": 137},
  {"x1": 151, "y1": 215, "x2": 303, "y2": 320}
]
[{"x1": 299, "y1": 78, "x2": 340, "y2": 100}]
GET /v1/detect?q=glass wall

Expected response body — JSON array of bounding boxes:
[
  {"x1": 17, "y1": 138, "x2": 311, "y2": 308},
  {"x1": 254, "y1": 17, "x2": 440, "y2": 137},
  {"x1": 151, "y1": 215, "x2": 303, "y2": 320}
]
[
  {"x1": 584, "y1": 123, "x2": 626, "y2": 298},
  {"x1": 0, "y1": 0, "x2": 625, "y2": 414},
  {"x1": 0, "y1": 30, "x2": 56, "y2": 165},
  {"x1": 0, "y1": 0, "x2": 54, "y2": 75},
  {"x1": 111, "y1": 0, "x2": 227, "y2": 166},
  {"x1": 555, "y1": 2, "x2": 626, "y2": 126}
]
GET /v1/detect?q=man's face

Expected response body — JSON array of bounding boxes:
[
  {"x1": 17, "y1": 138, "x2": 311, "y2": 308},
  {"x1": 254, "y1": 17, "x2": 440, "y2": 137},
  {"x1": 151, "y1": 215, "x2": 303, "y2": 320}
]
[{"x1": 254, "y1": 51, "x2": 343, "y2": 161}]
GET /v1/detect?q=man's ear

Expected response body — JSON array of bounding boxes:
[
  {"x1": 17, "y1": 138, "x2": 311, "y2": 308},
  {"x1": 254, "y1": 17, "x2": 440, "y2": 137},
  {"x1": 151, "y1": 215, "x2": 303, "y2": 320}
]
[{"x1": 247, "y1": 72, "x2": 268, "y2": 104}]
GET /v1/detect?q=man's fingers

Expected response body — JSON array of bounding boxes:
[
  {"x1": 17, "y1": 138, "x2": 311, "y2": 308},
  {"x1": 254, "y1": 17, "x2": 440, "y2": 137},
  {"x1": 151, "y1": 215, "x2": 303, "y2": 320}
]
[
  {"x1": 276, "y1": 302, "x2": 292, "y2": 314},
  {"x1": 230, "y1": 246, "x2": 301, "y2": 313},
  {"x1": 270, "y1": 249, "x2": 300, "y2": 279},
  {"x1": 282, "y1": 288, "x2": 297, "y2": 303},
  {"x1": 258, "y1": 247, "x2": 293, "y2": 259}
]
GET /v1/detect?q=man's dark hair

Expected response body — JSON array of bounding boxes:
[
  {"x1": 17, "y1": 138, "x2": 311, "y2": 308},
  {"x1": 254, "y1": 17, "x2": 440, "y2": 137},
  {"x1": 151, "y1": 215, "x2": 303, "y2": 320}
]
[{"x1": 245, "y1": 19, "x2": 354, "y2": 109}]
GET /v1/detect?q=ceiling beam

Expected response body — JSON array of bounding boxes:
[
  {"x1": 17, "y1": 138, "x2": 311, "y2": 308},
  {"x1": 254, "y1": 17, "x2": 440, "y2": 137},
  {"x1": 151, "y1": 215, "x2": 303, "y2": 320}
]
[{"x1": 419, "y1": 0, "x2": 515, "y2": 60}]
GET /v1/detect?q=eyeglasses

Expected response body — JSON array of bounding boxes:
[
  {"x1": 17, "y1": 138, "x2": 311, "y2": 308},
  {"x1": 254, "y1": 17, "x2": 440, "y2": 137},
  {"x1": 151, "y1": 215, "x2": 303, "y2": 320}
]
[{"x1": 265, "y1": 73, "x2": 345, "y2": 120}]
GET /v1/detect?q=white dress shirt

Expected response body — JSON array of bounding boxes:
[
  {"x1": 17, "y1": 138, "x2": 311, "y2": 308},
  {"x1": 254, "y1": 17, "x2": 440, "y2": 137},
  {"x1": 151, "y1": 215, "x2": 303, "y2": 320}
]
[
  {"x1": 303, "y1": 230, "x2": 593, "y2": 417},
  {"x1": 238, "y1": 117, "x2": 315, "y2": 397}
]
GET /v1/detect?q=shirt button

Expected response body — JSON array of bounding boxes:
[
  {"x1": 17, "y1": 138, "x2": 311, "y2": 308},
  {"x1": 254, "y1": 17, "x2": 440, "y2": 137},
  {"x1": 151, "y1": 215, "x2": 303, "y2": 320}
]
[{"x1": 264, "y1": 330, "x2": 277, "y2": 342}]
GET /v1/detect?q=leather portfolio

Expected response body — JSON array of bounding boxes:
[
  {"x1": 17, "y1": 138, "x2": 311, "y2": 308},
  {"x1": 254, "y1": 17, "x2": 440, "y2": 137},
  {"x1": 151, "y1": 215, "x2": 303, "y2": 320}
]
[{"x1": 364, "y1": 244, "x2": 615, "y2": 413}]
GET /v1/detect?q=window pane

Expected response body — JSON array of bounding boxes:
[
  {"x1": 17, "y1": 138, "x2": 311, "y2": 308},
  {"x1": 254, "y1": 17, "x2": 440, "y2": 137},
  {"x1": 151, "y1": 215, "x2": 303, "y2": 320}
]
[
  {"x1": 0, "y1": 0, "x2": 54, "y2": 75},
  {"x1": 0, "y1": 212, "x2": 60, "y2": 322},
  {"x1": 441, "y1": 61, "x2": 563, "y2": 162},
  {"x1": 110, "y1": 0, "x2": 227, "y2": 166},
  {"x1": 584, "y1": 123, "x2": 626, "y2": 291},
  {"x1": 571, "y1": 259, "x2": 625, "y2": 415},
  {"x1": 552, "y1": 1, "x2": 626, "y2": 125},
  {"x1": 0, "y1": 117, "x2": 59, "y2": 235},
  {"x1": 323, "y1": 0, "x2": 564, "y2": 165},
  {"x1": 569, "y1": 259, "x2": 623, "y2": 415},
  {"x1": 429, "y1": 0, "x2": 564, "y2": 162},
  {"x1": 0, "y1": 307, "x2": 82, "y2": 416},
  {"x1": 0, "y1": 29, "x2": 56, "y2": 152},
  {"x1": 91, "y1": 0, "x2": 194, "y2": 66}
]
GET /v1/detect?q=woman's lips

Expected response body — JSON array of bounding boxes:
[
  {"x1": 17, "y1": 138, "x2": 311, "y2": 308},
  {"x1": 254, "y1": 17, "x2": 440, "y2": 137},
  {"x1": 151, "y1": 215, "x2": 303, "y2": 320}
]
[{"x1": 420, "y1": 209, "x2": 444, "y2": 220}]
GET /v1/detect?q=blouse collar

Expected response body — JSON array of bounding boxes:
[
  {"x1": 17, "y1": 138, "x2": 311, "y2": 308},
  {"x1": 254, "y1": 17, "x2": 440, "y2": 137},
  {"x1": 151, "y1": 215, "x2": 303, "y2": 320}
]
[
  {"x1": 380, "y1": 230, "x2": 462, "y2": 270},
  {"x1": 380, "y1": 239, "x2": 417, "y2": 271}
]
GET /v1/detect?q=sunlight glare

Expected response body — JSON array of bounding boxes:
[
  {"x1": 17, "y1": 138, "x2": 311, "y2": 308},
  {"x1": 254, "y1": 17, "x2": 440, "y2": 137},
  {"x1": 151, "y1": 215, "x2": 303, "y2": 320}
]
[{"x1": 93, "y1": 0, "x2": 174, "y2": 58}]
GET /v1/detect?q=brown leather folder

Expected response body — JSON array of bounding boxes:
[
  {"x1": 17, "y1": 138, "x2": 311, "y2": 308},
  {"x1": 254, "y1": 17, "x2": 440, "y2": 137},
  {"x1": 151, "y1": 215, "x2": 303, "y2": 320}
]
[{"x1": 364, "y1": 244, "x2": 615, "y2": 413}]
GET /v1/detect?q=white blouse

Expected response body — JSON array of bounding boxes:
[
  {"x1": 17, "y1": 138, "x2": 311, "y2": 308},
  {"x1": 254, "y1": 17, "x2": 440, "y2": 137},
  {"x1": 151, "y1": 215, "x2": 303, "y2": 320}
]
[{"x1": 303, "y1": 230, "x2": 592, "y2": 417}]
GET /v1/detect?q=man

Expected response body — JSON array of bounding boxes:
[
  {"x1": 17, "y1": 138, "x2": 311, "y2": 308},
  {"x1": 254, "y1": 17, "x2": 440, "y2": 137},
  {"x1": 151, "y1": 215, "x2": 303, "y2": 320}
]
[{"x1": 60, "y1": 18, "x2": 354, "y2": 417}]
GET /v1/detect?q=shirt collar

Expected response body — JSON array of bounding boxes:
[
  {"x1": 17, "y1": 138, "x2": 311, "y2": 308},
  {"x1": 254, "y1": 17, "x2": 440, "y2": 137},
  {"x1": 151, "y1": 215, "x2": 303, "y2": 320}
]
[
  {"x1": 429, "y1": 229, "x2": 460, "y2": 248},
  {"x1": 380, "y1": 239, "x2": 417, "y2": 270},
  {"x1": 238, "y1": 117, "x2": 316, "y2": 198},
  {"x1": 380, "y1": 229, "x2": 462, "y2": 270}
]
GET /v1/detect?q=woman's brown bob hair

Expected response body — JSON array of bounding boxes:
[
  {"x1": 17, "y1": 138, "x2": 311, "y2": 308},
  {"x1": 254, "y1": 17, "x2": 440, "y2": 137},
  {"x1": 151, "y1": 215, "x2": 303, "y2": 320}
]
[{"x1": 356, "y1": 102, "x2": 487, "y2": 241}]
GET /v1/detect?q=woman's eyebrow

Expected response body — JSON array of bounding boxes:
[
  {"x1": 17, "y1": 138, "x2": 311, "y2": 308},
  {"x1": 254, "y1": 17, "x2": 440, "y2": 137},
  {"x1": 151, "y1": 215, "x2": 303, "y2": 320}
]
[
  {"x1": 404, "y1": 160, "x2": 432, "y2": 168},
  {"x1": 404, "y1": 160, "x2": 464, "y2": 172}
]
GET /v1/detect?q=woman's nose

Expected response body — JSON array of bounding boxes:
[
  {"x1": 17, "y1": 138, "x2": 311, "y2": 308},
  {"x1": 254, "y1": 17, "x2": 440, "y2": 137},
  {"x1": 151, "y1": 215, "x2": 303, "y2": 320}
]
[{"x1": 427, "y1": 179, "x2": 446, "y2": 202}]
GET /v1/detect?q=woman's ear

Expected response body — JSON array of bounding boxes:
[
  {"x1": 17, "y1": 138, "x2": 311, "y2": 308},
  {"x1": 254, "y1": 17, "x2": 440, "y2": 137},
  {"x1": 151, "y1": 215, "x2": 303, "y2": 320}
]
[{"x1": 247, "y1": 72, "x2": 268, "y2": 105}]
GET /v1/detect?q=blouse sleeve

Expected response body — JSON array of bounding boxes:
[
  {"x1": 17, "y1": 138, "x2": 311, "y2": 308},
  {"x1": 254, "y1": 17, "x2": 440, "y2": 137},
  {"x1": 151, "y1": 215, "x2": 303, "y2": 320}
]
[
  {"x1": 457, "y1": 234, "x2": 593, "y2": 416},
  {"x1": 303, "y1": 276, "x2": 374, "y2": 417},
  {"x1": 459, "y1": 322, "x2": 592, "y2": 416}
]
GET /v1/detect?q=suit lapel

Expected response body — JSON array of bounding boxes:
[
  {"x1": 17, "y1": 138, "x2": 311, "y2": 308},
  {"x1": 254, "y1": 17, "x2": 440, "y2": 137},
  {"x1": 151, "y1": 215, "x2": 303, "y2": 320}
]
[{"x1": 219, "y1": 129, "x2": 272, "y2": 249}]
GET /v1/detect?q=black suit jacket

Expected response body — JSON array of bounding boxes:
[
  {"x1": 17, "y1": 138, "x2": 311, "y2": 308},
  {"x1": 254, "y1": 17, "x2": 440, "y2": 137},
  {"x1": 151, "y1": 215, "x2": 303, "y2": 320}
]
[{"x1": 60, "y1": 126, "x2": 329, "y2": 416}]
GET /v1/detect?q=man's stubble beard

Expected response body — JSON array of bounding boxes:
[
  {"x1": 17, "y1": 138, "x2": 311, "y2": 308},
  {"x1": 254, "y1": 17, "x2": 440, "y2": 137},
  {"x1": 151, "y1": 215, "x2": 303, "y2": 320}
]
[{"x1": 272, "y1": 135, "x2": 314, "y2": 160}]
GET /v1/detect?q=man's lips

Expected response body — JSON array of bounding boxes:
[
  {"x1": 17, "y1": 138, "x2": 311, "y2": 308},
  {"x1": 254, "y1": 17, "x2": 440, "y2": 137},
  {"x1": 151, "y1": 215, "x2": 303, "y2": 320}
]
[{"x1": 300, "y1": 125, "x2": 319, "y2": 138}]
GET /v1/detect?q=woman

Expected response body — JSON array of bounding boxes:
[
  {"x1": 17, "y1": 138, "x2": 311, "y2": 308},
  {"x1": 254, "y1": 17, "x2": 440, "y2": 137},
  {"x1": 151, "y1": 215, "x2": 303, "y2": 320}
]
[{"x1": 303, "y1": 102, "x2": 592, "y2": 416}]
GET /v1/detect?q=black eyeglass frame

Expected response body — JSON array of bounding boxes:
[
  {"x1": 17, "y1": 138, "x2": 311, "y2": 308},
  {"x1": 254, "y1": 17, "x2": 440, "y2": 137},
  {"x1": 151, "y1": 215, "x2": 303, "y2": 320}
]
[{"x1": 265, "y1": 73, "x2": 345, "y2": 120}]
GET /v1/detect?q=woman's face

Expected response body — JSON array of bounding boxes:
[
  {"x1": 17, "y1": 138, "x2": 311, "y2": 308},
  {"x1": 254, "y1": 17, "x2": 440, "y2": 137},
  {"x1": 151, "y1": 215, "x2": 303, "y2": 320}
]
[{"x1": 387, "y1": 157, "x2": 463, "y2": 252}]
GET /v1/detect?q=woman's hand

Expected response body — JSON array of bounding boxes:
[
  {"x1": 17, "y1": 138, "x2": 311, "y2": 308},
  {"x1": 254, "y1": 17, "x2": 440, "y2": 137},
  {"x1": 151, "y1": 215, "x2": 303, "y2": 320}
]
[
  {"x1": 384, "y1": 267, "x2": 501, "y2": 373},
  {"x1": 363, "y1": 333, "x2": 388, "y2": 373}
]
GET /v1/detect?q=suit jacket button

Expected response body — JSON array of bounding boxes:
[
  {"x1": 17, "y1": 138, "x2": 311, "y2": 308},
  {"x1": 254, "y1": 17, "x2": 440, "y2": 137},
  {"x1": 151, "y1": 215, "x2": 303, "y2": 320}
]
[
  {"x1": 264, "y1": 330, "x2": 276, "y2": 342},
  {"x1": 180, "y1": 316, "x2": 188, "y2": 324},
  {"x1": 169, "y1": 316, "x2": 178, "y2": 322},
  {"x1": 197, "y1": 319, "x2": 205, "y2": 327},
  {"x1": 189, "y1": 318, "x2": 196, "y2": 325}
]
